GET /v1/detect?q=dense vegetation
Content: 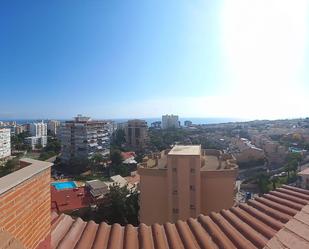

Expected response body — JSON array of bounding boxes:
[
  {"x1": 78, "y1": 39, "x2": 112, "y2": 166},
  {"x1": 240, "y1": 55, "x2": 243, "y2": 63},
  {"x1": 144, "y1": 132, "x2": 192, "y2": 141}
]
[
  {"x1": 96, "y1": 183, "x2": 139, "y2": 225},
  {"x1": 255, "y1": 152, "x2": 302, "y2": 194},
  {"x1": 0, "y1": 157, "x2": 20, "y2": 177},
  {"x1": 149, "y1": 127, "x2": 226, "y2": 151},
  {"x1": 39, "y1": 136, "x2": 61, "y2": 160},
  {"x1": 110, "y1": 129, "x2": 126, "y2": 150},
  {"x1": 11, "y1": 132, "x2": 31, "y2": 151},
  {"x1": 74, "y1": 183, "x2": 139, "y2": 226}
]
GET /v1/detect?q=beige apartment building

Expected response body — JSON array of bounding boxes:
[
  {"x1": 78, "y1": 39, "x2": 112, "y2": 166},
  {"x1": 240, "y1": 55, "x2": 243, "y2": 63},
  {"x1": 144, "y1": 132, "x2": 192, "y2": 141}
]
[
  {"x1": 230, "y1": 137, "x2": 265, "y2": 164},
  {"x1": 251, "y1": 134, "x2": 287, "y2": 165},
  {"x1": 125, "y1": 119, "x2": 148, "y2": 151},
  {"x1": 138, "y1": 145, "x2": 238, "y2": 225}
]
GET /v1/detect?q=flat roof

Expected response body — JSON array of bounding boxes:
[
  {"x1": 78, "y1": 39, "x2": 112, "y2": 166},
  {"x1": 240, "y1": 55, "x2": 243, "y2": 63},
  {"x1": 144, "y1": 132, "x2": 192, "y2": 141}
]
[
  {"x1": 86, "y1": 179, "x2": 108, "y2": 189},
  {"x1": 168, "y1": 145, "x2": 201, "y2": 156},
  {"x1": 0, "y1": 158, "x2": 53, "y2": 195}
]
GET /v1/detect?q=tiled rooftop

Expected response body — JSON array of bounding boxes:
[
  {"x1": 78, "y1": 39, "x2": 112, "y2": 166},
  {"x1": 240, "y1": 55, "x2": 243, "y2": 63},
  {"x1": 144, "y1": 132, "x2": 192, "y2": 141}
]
[
  {"x1": 50, "y1": 185, "x2": 309, "y2": 249},
  {"x1": 0, "y1": 231, "x2": 24, "y2": 249}
]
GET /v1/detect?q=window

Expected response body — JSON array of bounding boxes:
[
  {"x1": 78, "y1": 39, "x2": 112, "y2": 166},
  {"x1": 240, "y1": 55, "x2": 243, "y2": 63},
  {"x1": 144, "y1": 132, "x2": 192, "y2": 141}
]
[
  {"x1": 172, "y1": 167, "x2": 177, "y2": 173},
  {"x1": 190, "y1": 204, "x2": 196, "y2": 210},
  {"x1": 190, "y1": 168, "x2": 195, "y2": 174},
  {"x1": 172, "y1": 208, "x2": 179, "y2": 214},
  {"x1": 190, "y1": 185, "x2": 195, "y2": 191},
  {"x1": 172, "y1": 190, "x2": 178, "y2": 195}
]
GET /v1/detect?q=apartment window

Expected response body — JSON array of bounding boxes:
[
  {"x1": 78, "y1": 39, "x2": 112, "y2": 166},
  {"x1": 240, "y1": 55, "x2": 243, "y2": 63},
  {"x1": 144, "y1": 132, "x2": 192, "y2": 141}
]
[
  {"x1": 190, "y1": 204, "x2": 196, "y2": 210},
  {"x1": 172, "y1": 190, "x2": 178, "y2": 195},
  {"x1": 190, "y1": 185, "x2": 195, "y2": 191},
  {"x1": 172, "y1": 208, "x2": 179, "y2": 214},
  {"x1": 172, "y1": 167, "x2": 177, "y2": 173},
  {"x1": 190, "y1": 168, "x2": 195, "y2": 174}
]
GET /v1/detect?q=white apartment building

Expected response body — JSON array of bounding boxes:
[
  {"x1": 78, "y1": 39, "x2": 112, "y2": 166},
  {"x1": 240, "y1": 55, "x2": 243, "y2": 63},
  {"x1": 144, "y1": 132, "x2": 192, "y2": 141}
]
[
  {"x1": 25, "y1": 121, "x2": 48, "y2": 149},
  {"x1": 0, "y1": 128, "x2": 11, "y2": 160},
  {"x1": 25, "y1": 136, "x2": 47, "y2": 150},
  {"x1": 162, "y1": 114, "x2": 180, "y2": 129},
  {"x1": 60, "y1": 115, "x2": 112, "y2": 162},
  {"x1": 30, "y1": 121, "x2": 47, "y2": 137},
  {"x1": 47, "y1": 120, "x2": 60, "y2": 135}
]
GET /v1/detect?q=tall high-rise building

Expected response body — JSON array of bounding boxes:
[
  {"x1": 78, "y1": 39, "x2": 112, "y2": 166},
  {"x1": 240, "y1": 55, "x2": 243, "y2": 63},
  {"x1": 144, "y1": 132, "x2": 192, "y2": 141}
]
[
  {"x1": 138, "y1": 145, "x2": 238, "y2": 225},
  {"x1": 0, "y1": 128, "x2": 11, "y2": 160},
  {"x1": 60, "y1": 115, "x2": 111, "y2": 162},
  {"x1": 30, "y1": 121, "x2": 47, "y2": 137},
  {"x1": 47, "y1": 120, "x2": 61, "y2": 136},
  {"x1": 26, "y1": 121, "x2": 48, "y2": 149},
  {"x1": 162, "y1": 114, "x2": 180, "y2": 129},
  {"x1": 124, "y1": 119, "x2": 148, "y2": 151}
]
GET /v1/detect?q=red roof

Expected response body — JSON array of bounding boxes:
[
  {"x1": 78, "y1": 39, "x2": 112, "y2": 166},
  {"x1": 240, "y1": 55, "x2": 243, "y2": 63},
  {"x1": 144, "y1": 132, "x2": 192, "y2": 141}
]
[
  {"x1": 50, "y1": 185, "x2": 309, "y2": 249},
  {"x1": 121, "y1": 152, "x2": 136, "y2": 160},
  {"x1": 51, "y1": 186, "x2": 92, "y2": 213}
]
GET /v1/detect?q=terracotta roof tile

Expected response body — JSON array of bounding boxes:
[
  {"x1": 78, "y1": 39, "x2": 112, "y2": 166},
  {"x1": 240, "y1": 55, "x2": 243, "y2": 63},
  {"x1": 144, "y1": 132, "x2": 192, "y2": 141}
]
[{"x1": 51, "y1": 185, "x2": 309, "y2": 249}]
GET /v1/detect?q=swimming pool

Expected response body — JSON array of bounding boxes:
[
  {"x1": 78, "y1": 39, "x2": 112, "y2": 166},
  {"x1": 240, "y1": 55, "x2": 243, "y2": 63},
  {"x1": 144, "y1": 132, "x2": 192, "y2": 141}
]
[{"x1": 52, "y1": 181, "x2": 77, "y2": 190}]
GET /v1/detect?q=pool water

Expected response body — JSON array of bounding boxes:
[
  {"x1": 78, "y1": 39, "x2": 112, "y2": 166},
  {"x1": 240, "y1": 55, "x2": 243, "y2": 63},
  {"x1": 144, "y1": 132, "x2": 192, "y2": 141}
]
[{"x1": 52, "y1": 181, "x2": 77, "y2": 190}]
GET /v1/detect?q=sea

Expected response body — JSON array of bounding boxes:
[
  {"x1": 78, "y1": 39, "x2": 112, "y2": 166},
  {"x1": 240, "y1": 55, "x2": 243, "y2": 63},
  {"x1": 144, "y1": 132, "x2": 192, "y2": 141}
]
[{"x1": 0, "y1": 117, "x2": 247, "y2": 126}]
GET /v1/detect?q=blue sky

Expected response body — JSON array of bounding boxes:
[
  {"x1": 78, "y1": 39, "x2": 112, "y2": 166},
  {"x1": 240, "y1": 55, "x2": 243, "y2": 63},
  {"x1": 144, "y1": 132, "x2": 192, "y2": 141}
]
[{"x1": 1, "y1": 0, "x2": 309, "y2": 120}]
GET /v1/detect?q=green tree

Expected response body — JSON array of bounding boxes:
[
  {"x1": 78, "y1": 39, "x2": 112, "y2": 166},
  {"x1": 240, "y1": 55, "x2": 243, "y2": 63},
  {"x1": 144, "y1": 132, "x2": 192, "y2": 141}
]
[
  {"x1": 286, "y1": 152, "x2": 302, "y2": 164},
  {"x1": 110, "y1": 150, "x2": 123, "y2": 166},
  {"x1": 35, "y1": 143, "x2": 43, "y2": 150},
  {"x1": 271, "y1": 175, "x2": 279, "y2": 190},
  {"x1": 90, "y1": 153, "x2": 104, "y2": 173},
  {"x1": 113, "y1": 163, "x2": 129, "y2": 177},
  {"x1": 44, "y1": 137, "x2": 61, "y2": 153},
  {"x1": 62, "y1": 157, "x2": 90, "y2": 175},
  {"x1": 257, "y1": 173, "x2": 270, "y2": 194},
  {"x1": 39, "y1": 137, "x2": 61, "y2": 160},
  {"x1": 109, "y1": 150, "x2": 129, "y2": 176},
  {"x1": 11, "y1": 131, "x2": 31, "y2": 151},
  {"x1": 111, "y1": 129, "x2": 126, "y2": 149},
  {"x1": 0, "y1": 159, "x2": 19, "y2": 177},
  {"x1": 97, "y1": 183, "x2": 139, "y2": 225}
]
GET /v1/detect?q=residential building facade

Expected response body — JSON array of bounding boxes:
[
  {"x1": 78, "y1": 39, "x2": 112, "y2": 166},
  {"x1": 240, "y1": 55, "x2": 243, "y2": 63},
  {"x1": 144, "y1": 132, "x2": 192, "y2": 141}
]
[
  {"x1": 151, "y1": 121, "x2": 161, "y2": 129},
  {"x1": 162, "y1": 114, "x2": 180, "y2": 129},
  {"x1": 25, "y1": 136, "x2": 47, "y2": 150},
  {"x1": 1, "y1": 157, "x2": 309, "y2": 248},
  {"x1": 0, "y1": 128, "x2": 11, "y2": 160},
  {"x1": 30, "y1": 121, "x2": 47, "y2": 137},
  {"x1": 25, "y1": 121, "x2": 48, "y2": 149},
  {"x1": 229, "y1": 137, "x2": 265, "y2": 164},
  {"x1": 184, "y1": 120, "x2": 192, "y2": 127},
  {"x1": 138, "y1": 145, "x2": 238, "y2": 225},
  {"x1": 60, "y1": 115, "x2": 111, "y2": 162},
  {"x1": 124, "y1": 119, "x2": 148, "y2": 150},
  {"x1": 251, "y1": 134, "x2": 287, "y2": 165},
  {"x1": 47, "y1": 120, "x2": 61, "y2": 136}
]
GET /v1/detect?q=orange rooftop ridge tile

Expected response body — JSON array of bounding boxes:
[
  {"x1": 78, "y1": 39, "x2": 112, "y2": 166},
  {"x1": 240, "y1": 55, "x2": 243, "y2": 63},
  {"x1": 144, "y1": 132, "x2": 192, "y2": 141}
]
[{"x1": 51, "y1": 185, "x2": 309, "y2": 249}]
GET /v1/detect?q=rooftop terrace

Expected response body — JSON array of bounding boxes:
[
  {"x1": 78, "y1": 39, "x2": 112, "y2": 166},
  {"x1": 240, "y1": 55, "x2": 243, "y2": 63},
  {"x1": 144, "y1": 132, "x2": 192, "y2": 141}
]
[
  {"x1": 168, "y1": 145, "x2": 201, "y2": 156},
  {"x1": 139, "y1": 146, "x2": 238, "y2": 171}
]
